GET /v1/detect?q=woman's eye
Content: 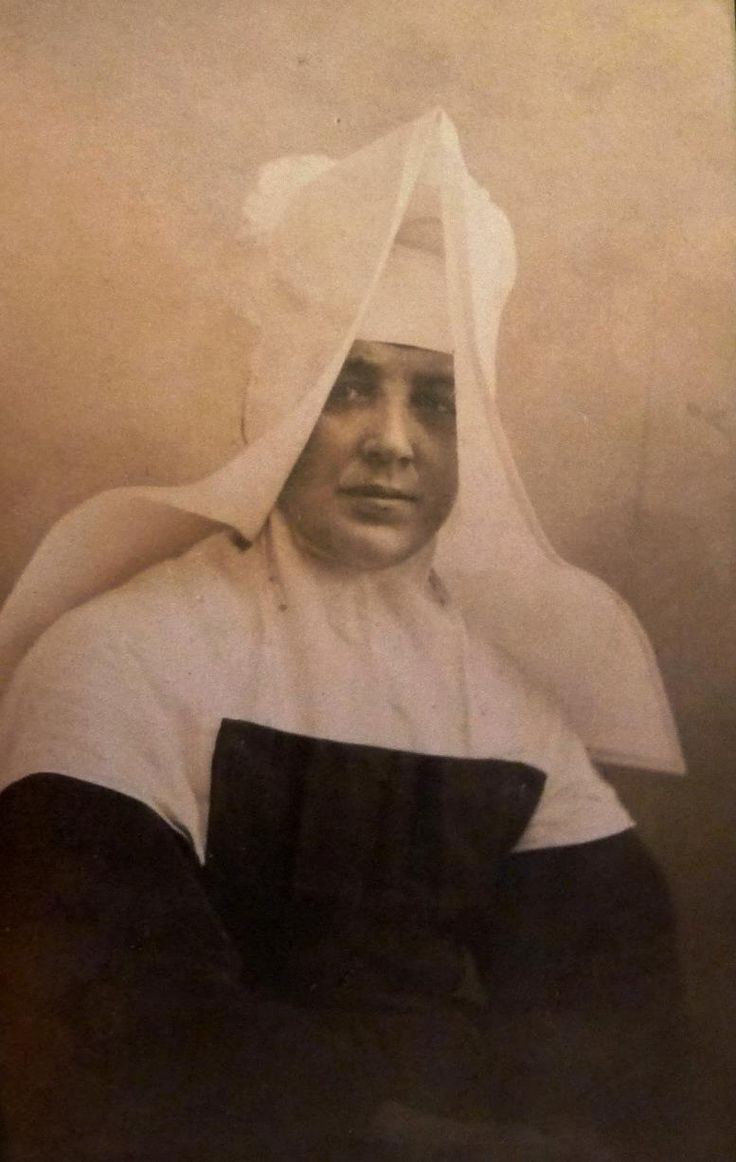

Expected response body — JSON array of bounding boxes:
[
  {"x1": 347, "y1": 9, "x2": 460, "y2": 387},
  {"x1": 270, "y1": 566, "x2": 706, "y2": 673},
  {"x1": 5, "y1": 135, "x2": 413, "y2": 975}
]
[
  {"x1": 413, "y1": 388, "x2": 456, "y2": 417},
  {"x1": 326, "y1": 379, "x2": 374, "y2": 408}
]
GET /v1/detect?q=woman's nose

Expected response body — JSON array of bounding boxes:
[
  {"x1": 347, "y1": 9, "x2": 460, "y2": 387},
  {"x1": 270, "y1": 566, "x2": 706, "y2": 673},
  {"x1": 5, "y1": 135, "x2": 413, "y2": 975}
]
[{"x1": 359, "y1": 395, "x2": 414, "y2": 463}]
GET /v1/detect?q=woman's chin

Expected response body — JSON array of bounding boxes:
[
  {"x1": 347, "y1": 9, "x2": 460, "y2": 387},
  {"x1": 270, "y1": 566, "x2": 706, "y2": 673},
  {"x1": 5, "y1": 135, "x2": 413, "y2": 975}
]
[{"x1": 301, "y1": 525, "x2": 426, "y2": 571}]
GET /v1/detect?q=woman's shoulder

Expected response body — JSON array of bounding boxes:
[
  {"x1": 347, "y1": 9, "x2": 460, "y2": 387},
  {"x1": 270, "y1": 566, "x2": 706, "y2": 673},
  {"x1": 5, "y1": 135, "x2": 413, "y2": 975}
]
[
  {"x1": 10, "y1": 531, "x2": 263, "y2": 695},
  {"x1": 463, "y1": 625, "x2": 560, "y2": 723}
]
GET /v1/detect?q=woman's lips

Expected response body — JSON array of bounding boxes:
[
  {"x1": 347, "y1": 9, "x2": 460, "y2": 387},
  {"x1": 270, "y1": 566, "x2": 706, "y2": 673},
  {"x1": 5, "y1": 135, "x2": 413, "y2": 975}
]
[
  {"x1": 338, "y1": 484, "x2": 419, "y2": 523},
  {"x1": 339, "y1": 484, "x2": 418, "y2": 502}
]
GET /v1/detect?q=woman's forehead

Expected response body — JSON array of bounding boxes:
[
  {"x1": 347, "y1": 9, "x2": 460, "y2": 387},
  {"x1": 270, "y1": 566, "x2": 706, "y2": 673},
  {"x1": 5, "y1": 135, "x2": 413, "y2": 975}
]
[{"x1": 346, "y1": 339, "x2": 454, "y2": 380}]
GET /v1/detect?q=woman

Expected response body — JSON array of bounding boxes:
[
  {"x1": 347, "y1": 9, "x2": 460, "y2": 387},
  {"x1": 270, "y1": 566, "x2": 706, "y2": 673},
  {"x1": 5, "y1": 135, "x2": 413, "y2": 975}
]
[{"x1": 0, "y1": 111, "x2": 689, "y2": 1160}]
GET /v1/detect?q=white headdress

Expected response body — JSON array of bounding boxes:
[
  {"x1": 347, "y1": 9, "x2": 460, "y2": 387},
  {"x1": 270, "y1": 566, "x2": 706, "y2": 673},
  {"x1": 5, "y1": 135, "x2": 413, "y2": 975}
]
[{"x1": 0, "y1": 110, "x2": 683, "y2": 773}]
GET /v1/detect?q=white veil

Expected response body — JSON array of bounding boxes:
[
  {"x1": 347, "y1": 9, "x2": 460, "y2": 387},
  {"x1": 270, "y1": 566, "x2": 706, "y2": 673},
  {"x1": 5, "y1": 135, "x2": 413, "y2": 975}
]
[{"x1": 0, "y1": 109, "x2": 684, "y2": 773}]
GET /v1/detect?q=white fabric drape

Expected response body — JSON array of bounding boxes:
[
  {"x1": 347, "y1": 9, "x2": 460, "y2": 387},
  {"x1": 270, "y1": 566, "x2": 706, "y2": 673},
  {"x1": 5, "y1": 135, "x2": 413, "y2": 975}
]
[
  {"x1": 0, "y1": 109, "x2": 684, "y2": 774},
  {"x1": 0, "y1": 513, "x2": 634, "y2": 859}
]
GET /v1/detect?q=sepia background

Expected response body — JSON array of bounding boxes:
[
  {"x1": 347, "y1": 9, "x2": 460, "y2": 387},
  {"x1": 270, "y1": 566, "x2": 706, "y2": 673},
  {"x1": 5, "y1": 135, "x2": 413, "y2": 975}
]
[{"x1": 1, "y1": 0, "x2": 734, "y2": 1147}]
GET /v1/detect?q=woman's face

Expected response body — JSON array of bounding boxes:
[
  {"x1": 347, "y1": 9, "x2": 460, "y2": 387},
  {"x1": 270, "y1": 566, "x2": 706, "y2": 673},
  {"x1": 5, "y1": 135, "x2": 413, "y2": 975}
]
[{"x1": 277, "y1": 340, "x2": 458, "y2": 570}]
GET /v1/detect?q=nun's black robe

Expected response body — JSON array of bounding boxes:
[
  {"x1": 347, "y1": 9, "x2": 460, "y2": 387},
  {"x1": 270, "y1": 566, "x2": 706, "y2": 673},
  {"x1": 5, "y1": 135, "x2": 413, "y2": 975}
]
[{"x1": 0, "y1": 721, "x2": 690, "y2": 1161}]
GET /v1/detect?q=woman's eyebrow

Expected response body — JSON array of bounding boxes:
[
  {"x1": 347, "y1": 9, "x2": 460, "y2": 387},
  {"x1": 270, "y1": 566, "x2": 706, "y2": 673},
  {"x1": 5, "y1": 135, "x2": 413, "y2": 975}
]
[
  {"x1": 413, "y1": 372, "x2": 455, "y2": 392},
  {"x1": 337, "y1": 357, "x2": 379, "y2": 378}
]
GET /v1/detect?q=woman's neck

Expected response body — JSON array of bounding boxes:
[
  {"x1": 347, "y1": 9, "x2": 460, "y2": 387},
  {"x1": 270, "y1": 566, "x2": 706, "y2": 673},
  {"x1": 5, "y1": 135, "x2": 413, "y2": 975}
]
[{"x1": 266, "y1": 508, "x2": 439, "y2": 598}]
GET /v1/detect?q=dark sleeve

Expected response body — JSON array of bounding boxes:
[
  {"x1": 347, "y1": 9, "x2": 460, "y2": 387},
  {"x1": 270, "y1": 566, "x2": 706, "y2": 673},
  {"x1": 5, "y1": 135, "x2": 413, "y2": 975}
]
[
  {"x1": 0, "y1": 774, "x2": 365, "y2": 1162},
  {"x1": 464, "y1": 830, "x2": 694, "y2": 1159}
]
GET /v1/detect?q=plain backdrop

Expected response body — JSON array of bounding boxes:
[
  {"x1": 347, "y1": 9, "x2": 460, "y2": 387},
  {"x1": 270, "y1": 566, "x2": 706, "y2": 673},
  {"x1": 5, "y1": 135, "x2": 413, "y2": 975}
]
[{"x1": 1, "y1": 0, "x2": 735, "y2": 1149}]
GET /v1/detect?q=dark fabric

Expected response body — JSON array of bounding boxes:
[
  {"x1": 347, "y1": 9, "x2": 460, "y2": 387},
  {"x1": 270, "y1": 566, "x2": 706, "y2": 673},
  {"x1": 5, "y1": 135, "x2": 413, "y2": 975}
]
[
  {"x1": 0, "y1": 774, "x2": 380, "y2": 1161},
  {"x1": 204, "y1": 719, "x2": 544, "y2": 1005},
  {"x1": 0, "y1": 766, "x2": 694, "y2": 1160},
  {"x1": 461, "y1": 835, "x2": 694, "y2": 1157}
]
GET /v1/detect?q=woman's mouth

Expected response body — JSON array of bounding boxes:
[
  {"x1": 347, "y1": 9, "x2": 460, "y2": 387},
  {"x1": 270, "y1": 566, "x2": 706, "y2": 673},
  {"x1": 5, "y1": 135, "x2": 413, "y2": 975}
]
[
  {"x1": 339, "y1": 484, "x2": 418, "y2": 502},
  {"x1": 338, "y1": 484, "x2": 419, "y2": 524}
]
